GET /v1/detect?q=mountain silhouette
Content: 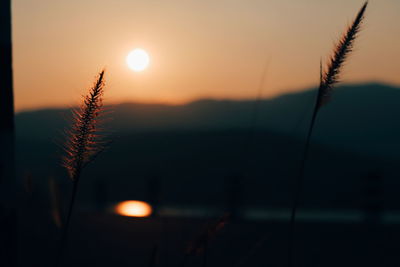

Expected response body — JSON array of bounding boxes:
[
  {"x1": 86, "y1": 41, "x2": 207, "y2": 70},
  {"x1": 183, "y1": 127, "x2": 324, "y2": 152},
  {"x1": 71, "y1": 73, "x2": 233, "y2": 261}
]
[{"x1": 16, "y1": 83, "x2": 400, "y2": 158}]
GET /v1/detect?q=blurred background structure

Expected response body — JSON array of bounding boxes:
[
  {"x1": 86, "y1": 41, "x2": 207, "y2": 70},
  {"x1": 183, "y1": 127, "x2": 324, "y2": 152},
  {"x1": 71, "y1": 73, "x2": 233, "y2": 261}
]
[{"x1": 0, "y1": 1, "x2": 16, "y2": 266}]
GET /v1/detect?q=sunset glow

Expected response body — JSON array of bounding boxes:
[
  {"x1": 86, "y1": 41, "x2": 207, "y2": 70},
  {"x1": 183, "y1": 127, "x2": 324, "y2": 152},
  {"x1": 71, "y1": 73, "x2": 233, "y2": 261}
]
[
  {"x1": 115, "y1": 200, "x2": 152, "y2": 217},
  {"x1": 12, "y1": 0, "x2": 400, "y2": 111}
]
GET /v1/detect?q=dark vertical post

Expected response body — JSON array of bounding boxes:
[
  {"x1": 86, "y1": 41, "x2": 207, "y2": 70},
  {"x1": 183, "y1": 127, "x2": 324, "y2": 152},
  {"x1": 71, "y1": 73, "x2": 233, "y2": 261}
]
[
  {"x1": 0, "y1": 1, "x2": 17, "y2": 266},
  {"x1": 361, "y1": 172, "x2": 384, "y2": 265},
  {"x1": 225, "y1": 174, "x2": 242, "y2": 221},
  {"x1": 94, "y1": 179, "x2": 107, "y2": 212},
  {"x1": 0, "y1": 0, "x2": 14, "y2": 131},
  {"x1": 147, "y1": 175, "x2": 160, "y2": 217},
  {"x1": 362, "y1": 172, "x2": 383, "y2": 225}
]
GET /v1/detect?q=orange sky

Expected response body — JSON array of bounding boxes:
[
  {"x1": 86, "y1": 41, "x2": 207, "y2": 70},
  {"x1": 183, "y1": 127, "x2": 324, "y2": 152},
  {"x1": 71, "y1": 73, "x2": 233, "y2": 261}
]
[{"x1": 13, "y1": 0, "x2": 400, "y2": 111}]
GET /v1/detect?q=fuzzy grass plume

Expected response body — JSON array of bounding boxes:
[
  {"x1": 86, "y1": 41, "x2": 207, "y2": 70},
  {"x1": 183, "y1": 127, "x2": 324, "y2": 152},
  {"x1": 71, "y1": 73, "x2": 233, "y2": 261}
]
[
  {"x1": 287, "y1": 2, "x2": 368, "y2": 267},
  {"x1": 56, "y1": 70, "x2": 107, "y2": 267},
  {"x1": 63, "y1": 70, "x2": 106, "y2": 181},
  {"x1": 316, "y1": 1, "x2": 368, "y2": 110}
]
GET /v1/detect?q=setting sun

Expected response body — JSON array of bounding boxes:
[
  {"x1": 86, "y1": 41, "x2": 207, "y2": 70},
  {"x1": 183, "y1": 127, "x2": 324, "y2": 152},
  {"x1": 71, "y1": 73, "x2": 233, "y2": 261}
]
[
  {"x1": 126, "y1": 49, "x2": 150, "y2": 72},
  {"x1": 115, "y1": 200, "x2": 153, "y2": 217}
]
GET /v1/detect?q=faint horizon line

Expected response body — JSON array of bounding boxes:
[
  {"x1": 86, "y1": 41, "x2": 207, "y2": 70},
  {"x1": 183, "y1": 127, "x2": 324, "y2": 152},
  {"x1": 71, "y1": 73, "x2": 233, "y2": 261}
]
[{"x1": 15, "y1": 80, "x2": 399, "y2": 114}]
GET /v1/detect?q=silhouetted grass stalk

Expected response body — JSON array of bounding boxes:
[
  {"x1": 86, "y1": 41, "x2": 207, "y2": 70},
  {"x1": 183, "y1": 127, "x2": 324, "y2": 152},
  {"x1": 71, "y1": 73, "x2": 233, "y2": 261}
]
[
  {"x1": 147, "y1": 244, "x2": 159, "y2": 267},
  {"x1": 180, "y1": 213, "x2": 230, "y2": 267},
  {"x1": 49, "y1": 176, "x2": 63, "y2": 228},
  {"x1": 55, "y1": 70, "x2": 106, "y2": 267},
  {"x1": 287, "y1": 2, "x2": 368, "y2": 266}
]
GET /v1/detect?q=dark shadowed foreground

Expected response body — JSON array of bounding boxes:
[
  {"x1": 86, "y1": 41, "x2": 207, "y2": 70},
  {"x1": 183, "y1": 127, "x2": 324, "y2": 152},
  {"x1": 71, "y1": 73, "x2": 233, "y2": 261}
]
[
  {"x1": 14, "y1": 83, "x2": 400, "y2": 266},
  {"x1": 19, "y1": 210, "x2": 397, "y2": 267}
]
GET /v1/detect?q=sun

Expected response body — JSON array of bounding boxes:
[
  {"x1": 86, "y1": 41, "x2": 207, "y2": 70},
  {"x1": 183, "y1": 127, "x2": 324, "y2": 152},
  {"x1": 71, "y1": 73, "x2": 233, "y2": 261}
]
[{"x1": 126, "y1": 49, "x2": 150, "y2": 72}]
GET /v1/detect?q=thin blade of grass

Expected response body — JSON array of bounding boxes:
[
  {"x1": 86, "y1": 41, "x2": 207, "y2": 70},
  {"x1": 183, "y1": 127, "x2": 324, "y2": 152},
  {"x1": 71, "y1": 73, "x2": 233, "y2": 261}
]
[{"x1": 287, "y1": 2, "x2": 368, "y2": 266}]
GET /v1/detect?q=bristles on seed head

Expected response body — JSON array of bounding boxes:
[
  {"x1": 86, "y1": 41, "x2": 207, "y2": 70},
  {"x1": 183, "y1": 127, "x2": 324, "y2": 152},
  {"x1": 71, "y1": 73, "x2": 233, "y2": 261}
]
[
  {"x1": 63, "y1": 70, "x2": 106, "y2": 181},
  {"x1": 317, "y1": 1, "x2": 368, "y2": 110}
]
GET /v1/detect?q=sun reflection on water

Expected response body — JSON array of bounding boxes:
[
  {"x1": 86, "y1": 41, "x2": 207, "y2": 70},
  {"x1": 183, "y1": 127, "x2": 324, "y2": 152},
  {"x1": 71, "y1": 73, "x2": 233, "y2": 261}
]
[{"x1": 115, "y1": 200, "x2": 152, "y2": 217}]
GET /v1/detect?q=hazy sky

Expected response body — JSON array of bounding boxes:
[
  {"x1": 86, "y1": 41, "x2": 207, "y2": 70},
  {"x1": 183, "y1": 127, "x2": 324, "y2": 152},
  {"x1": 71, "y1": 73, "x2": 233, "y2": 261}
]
[{"x1": 13, "y1": 0, "x2": 400, "y2": 111}]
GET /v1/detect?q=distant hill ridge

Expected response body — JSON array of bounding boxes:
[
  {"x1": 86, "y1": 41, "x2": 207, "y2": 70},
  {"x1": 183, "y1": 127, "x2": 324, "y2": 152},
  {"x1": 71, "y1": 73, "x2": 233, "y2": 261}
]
[{"x1": 16, "y1": 83, "x2": 400, "y2": 158}]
